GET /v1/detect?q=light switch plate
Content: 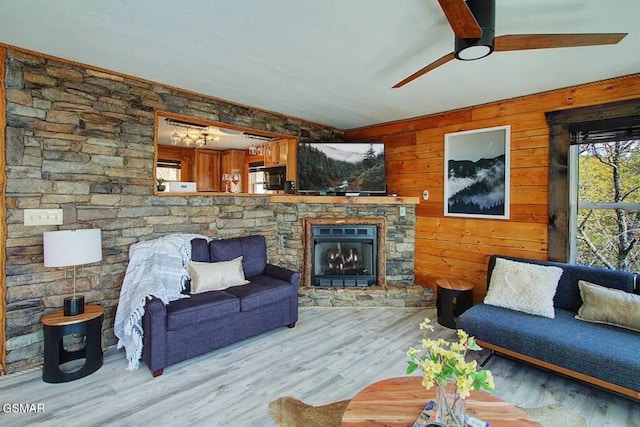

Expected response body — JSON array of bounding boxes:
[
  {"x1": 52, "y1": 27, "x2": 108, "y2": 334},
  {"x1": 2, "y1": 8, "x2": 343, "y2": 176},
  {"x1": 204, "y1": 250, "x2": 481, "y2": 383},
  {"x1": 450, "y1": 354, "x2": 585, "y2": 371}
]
[
  {"x1": 399, "y1": 206, "x2": 406, "y2": 217},
  {"x1": 24, "y1": 209, "x2": 64, "y2": 226}
]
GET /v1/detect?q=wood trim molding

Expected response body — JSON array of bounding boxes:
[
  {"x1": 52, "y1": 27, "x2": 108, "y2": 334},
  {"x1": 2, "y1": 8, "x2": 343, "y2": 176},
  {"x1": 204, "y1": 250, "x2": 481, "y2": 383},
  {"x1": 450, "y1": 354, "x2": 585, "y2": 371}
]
[
  {"x1": 545, "y1": 98, "x2": 640, "y2": 262},
  {"x1": 1, "y1": 45, "x2": 7, "y2": 374},
  {"x1": 477, "y1": 340, "x2": 640, "y2": 400}
]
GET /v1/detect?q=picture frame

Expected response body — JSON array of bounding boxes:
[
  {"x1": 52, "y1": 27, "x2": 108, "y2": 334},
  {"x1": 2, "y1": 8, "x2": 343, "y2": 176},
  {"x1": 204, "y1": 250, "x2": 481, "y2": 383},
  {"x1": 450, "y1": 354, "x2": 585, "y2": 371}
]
[{"x1": 444, "y1": 125, "x2": 510, "y2": 219}]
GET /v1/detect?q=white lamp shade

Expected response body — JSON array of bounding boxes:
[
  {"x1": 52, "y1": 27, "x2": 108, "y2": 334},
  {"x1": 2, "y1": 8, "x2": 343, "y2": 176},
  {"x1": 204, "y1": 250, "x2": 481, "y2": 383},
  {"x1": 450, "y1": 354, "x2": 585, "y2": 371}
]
[{"x1": 44, "y1": 229, "x2": 102, "y2": 267}]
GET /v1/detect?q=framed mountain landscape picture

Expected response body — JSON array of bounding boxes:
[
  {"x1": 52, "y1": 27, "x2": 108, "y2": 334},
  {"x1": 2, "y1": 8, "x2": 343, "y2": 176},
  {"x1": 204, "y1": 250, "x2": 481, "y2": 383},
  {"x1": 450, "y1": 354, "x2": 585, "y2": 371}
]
[{"x1": 444, "y1": 125, "x2": 510, "y2": 219}]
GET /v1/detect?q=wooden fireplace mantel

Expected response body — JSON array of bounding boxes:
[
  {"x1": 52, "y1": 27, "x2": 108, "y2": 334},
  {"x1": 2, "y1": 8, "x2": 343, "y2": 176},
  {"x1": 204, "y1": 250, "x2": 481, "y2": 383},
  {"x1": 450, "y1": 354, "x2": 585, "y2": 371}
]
[{"x1": 270, "y1": 195, "x2": 419, "y2": 205}]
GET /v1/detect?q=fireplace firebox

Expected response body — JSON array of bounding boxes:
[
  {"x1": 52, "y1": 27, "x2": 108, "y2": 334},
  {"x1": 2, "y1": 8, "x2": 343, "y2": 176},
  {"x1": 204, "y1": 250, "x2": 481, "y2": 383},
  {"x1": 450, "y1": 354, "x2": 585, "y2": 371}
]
[{"x1": 311, "y1": 225, "x2": 377, "y2": 286}]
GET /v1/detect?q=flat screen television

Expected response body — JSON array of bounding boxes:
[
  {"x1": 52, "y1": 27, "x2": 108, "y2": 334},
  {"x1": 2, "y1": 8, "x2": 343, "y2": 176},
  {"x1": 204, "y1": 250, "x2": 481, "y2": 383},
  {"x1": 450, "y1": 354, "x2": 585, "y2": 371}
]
[{"x1": 297, "y1": 142, "x2": 386, "y2": 195}]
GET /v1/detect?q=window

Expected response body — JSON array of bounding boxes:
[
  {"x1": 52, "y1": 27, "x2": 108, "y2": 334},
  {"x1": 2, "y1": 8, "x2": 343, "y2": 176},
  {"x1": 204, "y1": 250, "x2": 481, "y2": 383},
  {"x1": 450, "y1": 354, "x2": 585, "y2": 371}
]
[
  {"x1": 248, "y1": 162, "x2": 267, "y2": 194},
  {"x1": 157, "y1": 160, "x2": 181, "y2": 182},
  {"x1": 568, "y1": 120, "x2": 640, "y2": 272}
]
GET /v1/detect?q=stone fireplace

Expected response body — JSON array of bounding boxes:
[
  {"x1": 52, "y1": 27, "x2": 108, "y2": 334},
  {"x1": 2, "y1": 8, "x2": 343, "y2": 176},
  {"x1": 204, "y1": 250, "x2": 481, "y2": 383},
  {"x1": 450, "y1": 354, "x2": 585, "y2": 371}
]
[
  {"x1": 272, "y1": 198, "x2": 433, "y2": 308},
  {"x1": 306, "y1": 218, "x2": 385, "y2": 287}
]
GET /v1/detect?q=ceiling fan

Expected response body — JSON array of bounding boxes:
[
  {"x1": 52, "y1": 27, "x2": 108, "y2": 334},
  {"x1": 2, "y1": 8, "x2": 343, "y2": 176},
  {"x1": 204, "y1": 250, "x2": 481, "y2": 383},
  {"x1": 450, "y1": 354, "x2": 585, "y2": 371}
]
[{"x1": 393, "y1": 0, "x2": 627, "y2": 88}]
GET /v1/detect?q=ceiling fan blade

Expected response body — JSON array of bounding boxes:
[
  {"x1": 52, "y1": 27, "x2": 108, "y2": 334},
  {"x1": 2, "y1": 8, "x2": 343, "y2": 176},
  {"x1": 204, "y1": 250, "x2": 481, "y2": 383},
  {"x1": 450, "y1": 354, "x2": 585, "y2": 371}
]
[
  {"x1": 392, "y1": 52, "x2": 456, "y2": 88},
  {"x1": 494, "y1": 33, "x2": 627, "y2": 52},
  {"x1": 437, "y1": 0, "x2": 482, "y2": 39}
]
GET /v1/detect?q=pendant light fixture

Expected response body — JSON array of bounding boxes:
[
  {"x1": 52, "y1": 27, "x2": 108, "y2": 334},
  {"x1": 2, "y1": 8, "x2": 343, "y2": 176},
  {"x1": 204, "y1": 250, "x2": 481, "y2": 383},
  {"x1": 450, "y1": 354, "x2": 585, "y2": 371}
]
[{"x1": 454, "y1": 0, "x2": 495, "y2": 60}]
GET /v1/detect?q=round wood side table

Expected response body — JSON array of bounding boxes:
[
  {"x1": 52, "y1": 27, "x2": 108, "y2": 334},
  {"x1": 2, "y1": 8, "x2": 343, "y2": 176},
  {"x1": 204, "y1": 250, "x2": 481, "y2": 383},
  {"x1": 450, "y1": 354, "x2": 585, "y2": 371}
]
[
  {"x1": 41, "y1": 304, "x2": 104, "y2": 383},
  {"x1": 342, "y1": 376, "x2": 541, "y2": 426},
  {"x1": 436, "y1": 278, "x2": 474, "y2": 329}
]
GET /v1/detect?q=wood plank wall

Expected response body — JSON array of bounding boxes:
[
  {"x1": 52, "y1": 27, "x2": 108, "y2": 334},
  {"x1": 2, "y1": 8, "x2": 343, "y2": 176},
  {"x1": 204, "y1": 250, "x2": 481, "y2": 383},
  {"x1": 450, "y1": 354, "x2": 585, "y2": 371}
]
[{"x1": 345, "y1": 74, "x2": 640, "y2": 300}]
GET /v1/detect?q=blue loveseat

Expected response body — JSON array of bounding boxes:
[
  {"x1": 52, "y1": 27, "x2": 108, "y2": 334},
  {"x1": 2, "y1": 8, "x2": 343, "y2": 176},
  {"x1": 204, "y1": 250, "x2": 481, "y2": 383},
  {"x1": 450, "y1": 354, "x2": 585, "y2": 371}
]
[
  {"x1": 142, "y1": 235, "x2": 299, "y2": 376},
  {"x1": 458, "y1": 255, "x2": 640, "y2": 400}
]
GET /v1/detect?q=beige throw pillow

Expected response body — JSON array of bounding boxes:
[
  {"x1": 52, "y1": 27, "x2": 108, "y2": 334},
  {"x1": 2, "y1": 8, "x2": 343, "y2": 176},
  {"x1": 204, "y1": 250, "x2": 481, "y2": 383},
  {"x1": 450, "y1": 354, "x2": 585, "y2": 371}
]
[
  {"x1": 576, "y1": 280, "x2": 640, "y2": 333},
  {"x1": 484, "y1": 258, "x2": 563, "y2": 318},
  {"x1": 187, "y1": 257, "x2": 249, "y2": 294}
]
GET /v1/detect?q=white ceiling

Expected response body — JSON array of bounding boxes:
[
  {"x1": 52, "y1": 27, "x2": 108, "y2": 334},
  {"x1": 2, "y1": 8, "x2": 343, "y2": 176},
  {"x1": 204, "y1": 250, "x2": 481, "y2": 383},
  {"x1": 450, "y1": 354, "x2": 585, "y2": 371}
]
[{"x1": 1, "y1": 0, "x2": 638, "y2": 129}]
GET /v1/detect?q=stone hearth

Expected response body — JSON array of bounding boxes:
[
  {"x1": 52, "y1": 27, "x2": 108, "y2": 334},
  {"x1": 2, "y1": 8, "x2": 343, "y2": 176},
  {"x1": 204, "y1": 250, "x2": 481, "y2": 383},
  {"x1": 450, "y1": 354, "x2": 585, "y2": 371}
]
[{"x1": 298, "y1": 284, "x2": 434, "y2": 308}]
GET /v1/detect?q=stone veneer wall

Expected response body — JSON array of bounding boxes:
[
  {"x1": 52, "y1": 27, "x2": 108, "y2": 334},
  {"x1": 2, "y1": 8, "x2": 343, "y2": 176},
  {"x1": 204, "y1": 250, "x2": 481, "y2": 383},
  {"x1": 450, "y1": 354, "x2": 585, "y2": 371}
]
[{"x1": 2, "y1": 47, "x2": 344, "y2": 373}]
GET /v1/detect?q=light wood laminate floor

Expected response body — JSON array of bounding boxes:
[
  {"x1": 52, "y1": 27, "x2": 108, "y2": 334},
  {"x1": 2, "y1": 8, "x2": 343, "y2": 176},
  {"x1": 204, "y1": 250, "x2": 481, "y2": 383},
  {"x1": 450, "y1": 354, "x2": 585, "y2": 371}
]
[{"x1": 0, "y1": 307, "x2": 638, "y2": 426}]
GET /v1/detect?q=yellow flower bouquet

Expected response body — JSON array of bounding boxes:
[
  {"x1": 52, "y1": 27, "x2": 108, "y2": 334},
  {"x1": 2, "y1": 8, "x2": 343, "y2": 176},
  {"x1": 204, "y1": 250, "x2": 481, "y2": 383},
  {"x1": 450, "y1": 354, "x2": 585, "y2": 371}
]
[{"x1": 406, "y1": 318, "x2": 495, "y2": 426}]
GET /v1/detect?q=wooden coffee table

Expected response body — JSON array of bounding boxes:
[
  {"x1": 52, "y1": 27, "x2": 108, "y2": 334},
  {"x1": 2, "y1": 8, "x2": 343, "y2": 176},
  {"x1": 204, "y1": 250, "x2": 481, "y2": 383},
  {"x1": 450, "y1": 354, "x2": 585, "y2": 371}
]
[{"x1": 342, "y1": 376, "x2": 541, "y2": 426}]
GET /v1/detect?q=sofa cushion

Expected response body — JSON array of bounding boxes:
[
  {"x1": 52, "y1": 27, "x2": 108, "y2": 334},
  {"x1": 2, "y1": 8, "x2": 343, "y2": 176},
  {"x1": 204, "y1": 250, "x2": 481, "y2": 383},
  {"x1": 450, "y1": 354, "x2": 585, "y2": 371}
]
[
  {"x1": 191, "y1": 238, "x2": 211, "y2": 262},
  {"x1": 209, "y1": 235, "x2": 267, "y2": 278},
  {"x1": 484, "y1": 257, "x2": 562, "y2": 318},
  {"x1": 576, "y1": 280, "x2": 640, "y2": 333},
  {"x1": 166, "y1": 291, "x2": 239, "y2": 330},
  {"x1": 187, "y1": 257, "x2": 249, "y2": 294},
  {"x1": 224, "y1": 275, "x2": 293, "y2": 311},
  {"x1": 458, "y1": 303, "x2": 640, "y2": 392}
]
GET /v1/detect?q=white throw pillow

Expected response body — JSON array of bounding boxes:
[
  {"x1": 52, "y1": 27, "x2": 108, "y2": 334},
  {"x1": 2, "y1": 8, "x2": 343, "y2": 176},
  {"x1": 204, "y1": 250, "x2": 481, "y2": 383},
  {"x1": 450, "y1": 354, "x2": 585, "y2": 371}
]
[
  {"x1": 483, "y1": 258, "x2": 563, "y2": 318},
  {"x1": 576, "y1": 280, "x2": 640, "y2": 332},
  {"x1": 187, "y1": 256, "x2": 250, "y2": 294}
]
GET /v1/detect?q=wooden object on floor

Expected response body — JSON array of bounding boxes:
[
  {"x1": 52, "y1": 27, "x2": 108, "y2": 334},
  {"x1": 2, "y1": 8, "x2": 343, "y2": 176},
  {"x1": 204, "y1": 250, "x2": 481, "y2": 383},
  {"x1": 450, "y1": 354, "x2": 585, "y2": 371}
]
[
  {"x1": 41, "y1": 304, "x2": 104, "y2": 383},
  {"x1": 436, "y1": 278, "x2": 474, "y2": 329},
  {"x1": 341, "y1": 376, "x2": 541, "y2": 427}
]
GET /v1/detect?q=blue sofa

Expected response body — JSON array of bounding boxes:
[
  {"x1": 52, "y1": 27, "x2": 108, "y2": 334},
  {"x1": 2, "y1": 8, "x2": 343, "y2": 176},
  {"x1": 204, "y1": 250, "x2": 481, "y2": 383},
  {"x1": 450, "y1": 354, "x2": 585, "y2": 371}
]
[
  {"x1": 458, "y1": 255, "x2": 640, "y2": 400},
  {"x1": 142, "y1": 235, "x2": 300, "y2": 376}
]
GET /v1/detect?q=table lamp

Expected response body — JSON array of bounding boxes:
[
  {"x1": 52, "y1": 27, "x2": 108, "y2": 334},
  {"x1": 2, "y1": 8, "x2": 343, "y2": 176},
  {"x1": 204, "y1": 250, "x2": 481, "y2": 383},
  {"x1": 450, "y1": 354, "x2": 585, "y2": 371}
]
[{"x1": 44, "y1": 229, "x2": 102, "y2": 316}]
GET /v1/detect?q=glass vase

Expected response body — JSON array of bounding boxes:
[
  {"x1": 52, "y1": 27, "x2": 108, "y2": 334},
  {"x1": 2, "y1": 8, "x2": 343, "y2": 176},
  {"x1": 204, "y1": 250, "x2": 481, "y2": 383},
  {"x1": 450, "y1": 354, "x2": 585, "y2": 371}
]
[{"x1": 435, "y1": 380, "x2": 466, "y2": 427}]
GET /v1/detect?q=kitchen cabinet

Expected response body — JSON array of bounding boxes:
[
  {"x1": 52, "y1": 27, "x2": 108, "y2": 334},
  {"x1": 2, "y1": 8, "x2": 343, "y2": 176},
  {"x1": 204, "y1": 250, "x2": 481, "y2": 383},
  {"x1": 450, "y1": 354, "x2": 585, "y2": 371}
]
[
  {"x1": 263, "y1": 141, "x2": 278, "y2": 167},
  {"x1": 264, "y1": 139, "x2": 291, "y2": 167},
  {"x1": 285, "y1": 139, "x2": 297, "y2": 182},
  {"x1": 221, "y1": 150, "x2": 246, "y2": 192},
  {"x1": 195, "y1": 149, "x2": 221, "y2": 192},
  {"x1": 263, "y1": 138, "x2": 298, "y2": 184}
]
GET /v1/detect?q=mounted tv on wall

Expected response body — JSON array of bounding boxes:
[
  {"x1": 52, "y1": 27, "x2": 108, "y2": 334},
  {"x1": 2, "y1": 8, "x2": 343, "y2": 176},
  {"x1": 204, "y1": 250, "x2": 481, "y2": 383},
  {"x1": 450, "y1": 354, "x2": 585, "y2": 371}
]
[{"x1": 297, "y1": 142, "x2": 386, "y2": 195}]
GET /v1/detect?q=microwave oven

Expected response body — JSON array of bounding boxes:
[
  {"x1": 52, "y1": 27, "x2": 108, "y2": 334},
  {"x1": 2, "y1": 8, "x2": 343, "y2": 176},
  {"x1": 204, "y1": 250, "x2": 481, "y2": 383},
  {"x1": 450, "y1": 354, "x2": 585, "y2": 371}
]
[{"x1": 263, "y1": 166, "x2": 286, "y2": 191}]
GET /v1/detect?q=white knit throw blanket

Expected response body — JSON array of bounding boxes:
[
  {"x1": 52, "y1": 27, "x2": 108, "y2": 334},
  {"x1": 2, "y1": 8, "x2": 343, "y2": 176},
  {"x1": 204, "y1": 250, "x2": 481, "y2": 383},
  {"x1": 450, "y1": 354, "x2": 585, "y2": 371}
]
[{"x1": 114, "y1": 233, "x2": 210, "y2": 370}]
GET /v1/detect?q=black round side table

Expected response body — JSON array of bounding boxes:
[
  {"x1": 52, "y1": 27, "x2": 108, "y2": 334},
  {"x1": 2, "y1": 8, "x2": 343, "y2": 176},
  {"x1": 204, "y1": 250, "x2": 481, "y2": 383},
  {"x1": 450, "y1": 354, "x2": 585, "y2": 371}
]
[
  {"x1": 436, "y1": 279, "x2": 474, "y2": 329},
  {"x1": 41, "y1": 304, "x2": 104, "y2": 383}
]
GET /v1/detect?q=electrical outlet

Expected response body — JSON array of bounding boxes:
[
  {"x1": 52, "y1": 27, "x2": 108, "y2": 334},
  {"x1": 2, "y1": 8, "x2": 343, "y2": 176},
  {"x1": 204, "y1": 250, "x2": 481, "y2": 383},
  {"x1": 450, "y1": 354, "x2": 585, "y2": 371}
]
[
  {"x1": 24, "y1": 209, "x2": 63, "y2": 226},
  {"x1": 423, "y1": 190, "x2": 429, "y2": 200},
  {"x1": 399, "y1": 206, "x2": 406, "y2": 217}
]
